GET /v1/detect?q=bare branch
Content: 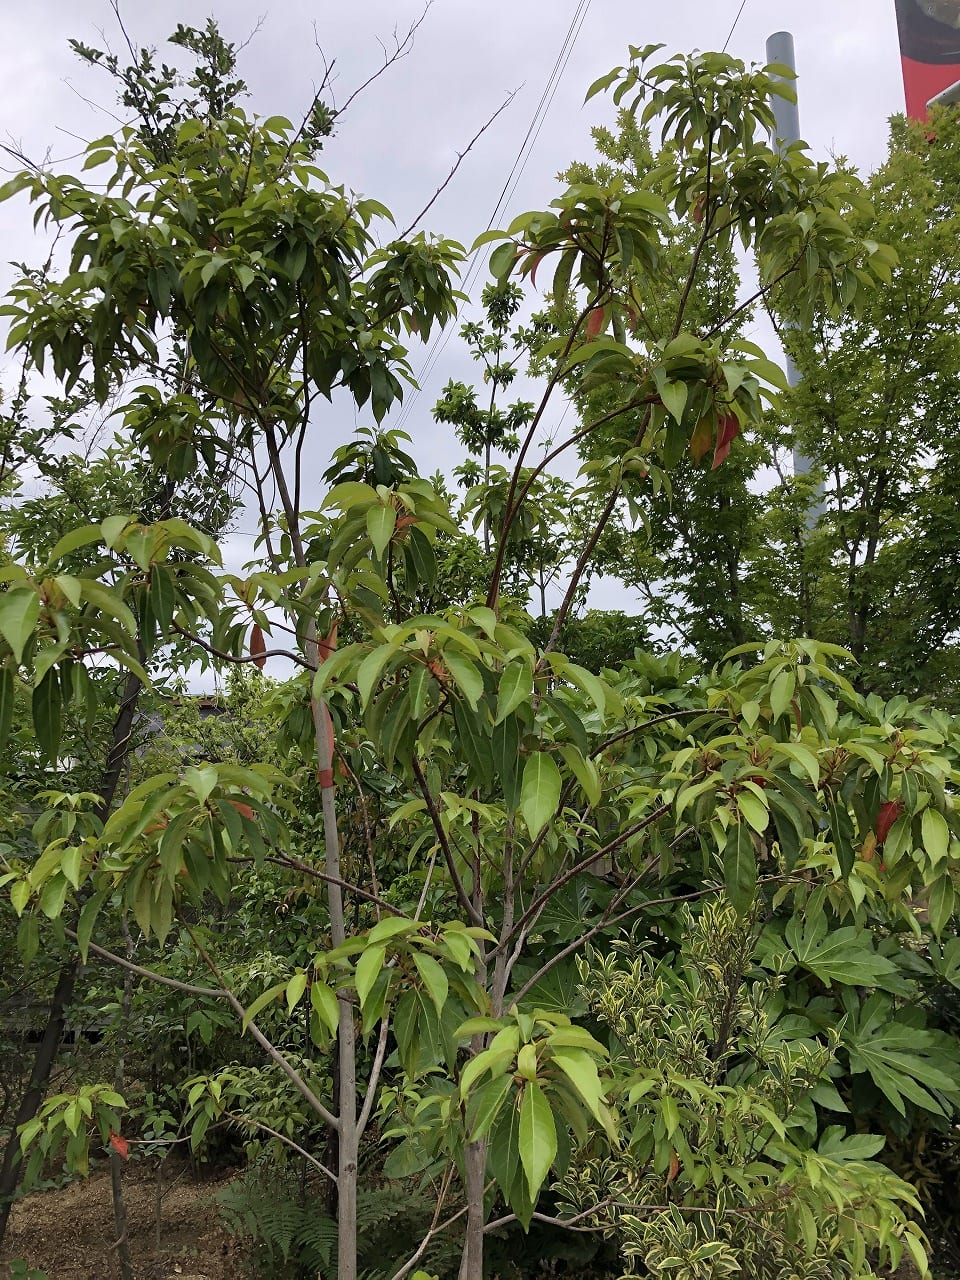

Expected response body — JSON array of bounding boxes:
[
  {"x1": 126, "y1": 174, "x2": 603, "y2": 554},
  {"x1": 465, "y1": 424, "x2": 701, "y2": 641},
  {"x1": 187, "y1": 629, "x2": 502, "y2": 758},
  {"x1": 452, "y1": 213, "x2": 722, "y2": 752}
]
[
  {"x1": 226, "y1": 1112, "x2": 336, "y2": 1183},
  {"x1": 399, "y1": 89, "x2": 519, "y2": 239},
  {"x1": 357, "y1": 1015, "x2": 390, "y2": 1142},
  {"x1": 412, "y1": 756, "x2": 483, "y2": 926},
  {"x1": 336, "y1": 4, "x2": 434, "y2": 120},
  {"x1": 186, "y1": 926, "x2": 339, "y2": 1133},
  {"x1": 65, "y1": 929, "x2": 223, "y2": 998}
]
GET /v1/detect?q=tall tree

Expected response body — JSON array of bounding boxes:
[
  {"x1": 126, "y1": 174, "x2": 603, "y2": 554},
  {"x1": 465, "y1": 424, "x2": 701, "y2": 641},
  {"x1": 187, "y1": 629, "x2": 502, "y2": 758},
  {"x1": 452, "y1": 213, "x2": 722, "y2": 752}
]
[{"x1": 0, "y1": 36, "x2": 953, "y2": 1280}]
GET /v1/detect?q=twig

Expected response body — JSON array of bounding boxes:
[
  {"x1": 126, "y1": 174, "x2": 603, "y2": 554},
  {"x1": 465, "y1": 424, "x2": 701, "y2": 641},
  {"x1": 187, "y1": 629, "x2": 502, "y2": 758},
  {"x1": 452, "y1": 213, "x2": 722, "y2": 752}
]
[
  {"x1": 65, "y1": 929, "x2": 223, "y2": 998},
  {"x1": 399, "y1": 89, "x2": 519, "y2": 238},
  {"x1": 337, "y1": 4, "x2": 433, "y2": 119},
  {"x1": 172, "y1": 622, "x2": 311, "y2": 670},
  {"x1": 356, "y1": 1015, "x2": 390, "y2": 1142},
  {"x1": 412, "y1": 756, "x2": 483, "y2": 926},
  {"x1": 185, "y1": 925, "x2": 339, "y2": 1133},
  {"x1": 226, "y1": 1112, "x2": 336, "y2": 1184}
]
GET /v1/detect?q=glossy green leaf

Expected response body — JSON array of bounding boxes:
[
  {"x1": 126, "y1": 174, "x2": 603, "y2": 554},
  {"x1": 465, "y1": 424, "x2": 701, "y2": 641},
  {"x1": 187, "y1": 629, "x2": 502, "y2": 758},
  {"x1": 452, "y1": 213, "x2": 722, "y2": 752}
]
[
  {"x1": 367, "y1": 503, "x2": 397, "y2": 558},
  {"x1": 519, "y1": 1079, "x2": 557, "y2": 1198},
  {"x1": 355, "y1": 943, "x2": 387, "y2": 1011},
  {"x1": 921, "y1": 807, "x2": 950, "y2": 865},
  {"x1": 521, "y1": 752, "x2": 562, "y2": 839},
  {"x1": 0, "y1": 588, "x2": 40, "y2": 663},
  {"x1": 496, "y1": 662, "x2": 533, "y2": 725},
  {"x1": 722, "y1": 822, "x2": 756, "y2": 915},
  {"x1": 311, "y1": 981, "x2": 340, "y2": 1037}
]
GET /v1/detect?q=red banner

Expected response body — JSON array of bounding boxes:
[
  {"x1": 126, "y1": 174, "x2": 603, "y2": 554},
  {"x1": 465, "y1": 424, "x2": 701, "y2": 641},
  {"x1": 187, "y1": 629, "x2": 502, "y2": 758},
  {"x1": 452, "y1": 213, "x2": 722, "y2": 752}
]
[{"x1": 896, "y1": 0, "x2": 960, "y2": 118}]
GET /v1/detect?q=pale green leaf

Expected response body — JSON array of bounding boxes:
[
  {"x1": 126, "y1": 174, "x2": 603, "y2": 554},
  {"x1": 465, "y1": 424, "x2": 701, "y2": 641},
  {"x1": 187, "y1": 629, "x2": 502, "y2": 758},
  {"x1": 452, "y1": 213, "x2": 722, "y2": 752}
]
[{"x1": 521, "y1": 752, "x2": 562, "y2": 839}]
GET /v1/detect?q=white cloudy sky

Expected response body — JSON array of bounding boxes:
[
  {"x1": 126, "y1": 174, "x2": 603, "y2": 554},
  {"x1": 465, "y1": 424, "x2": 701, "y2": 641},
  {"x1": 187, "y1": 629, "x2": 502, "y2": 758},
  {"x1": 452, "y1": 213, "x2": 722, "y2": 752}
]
[{"x1": 0, "y1": 0, "x2": 908, "y2": 599}]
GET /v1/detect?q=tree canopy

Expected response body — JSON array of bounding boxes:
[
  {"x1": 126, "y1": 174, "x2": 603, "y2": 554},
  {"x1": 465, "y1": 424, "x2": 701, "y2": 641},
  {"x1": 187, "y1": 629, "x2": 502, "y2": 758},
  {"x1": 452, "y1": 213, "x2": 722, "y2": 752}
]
[{"x1": 0, "y1": 21, "x2": 957, "y2": 1280}]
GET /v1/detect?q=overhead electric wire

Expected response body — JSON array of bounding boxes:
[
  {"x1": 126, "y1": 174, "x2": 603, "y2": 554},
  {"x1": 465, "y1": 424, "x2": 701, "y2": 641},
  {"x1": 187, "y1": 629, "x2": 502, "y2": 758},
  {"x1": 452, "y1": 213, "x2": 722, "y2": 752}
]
[
  {"x1": 395, "y1": 0, "x2": 592, "y2": 432},
  {"x1": 722, "y1": 0, "x2": 749, "y2": 53}
]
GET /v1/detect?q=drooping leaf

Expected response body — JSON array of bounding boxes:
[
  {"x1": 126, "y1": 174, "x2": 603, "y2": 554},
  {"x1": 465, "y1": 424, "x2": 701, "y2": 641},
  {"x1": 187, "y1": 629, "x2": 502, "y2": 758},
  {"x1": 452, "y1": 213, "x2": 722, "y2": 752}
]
[
  {"x1": 520, "y1": 751, "x2": 562, "y2": 839},
  {"x1": 519, "y1": 1080, "x2": 557, "y2": 1199},
  {"x1": 0, "y1": 588, "x2": 40, "y2": 663},
  {"x1": 722, "y1": 822, "x2": 756, "y2": 915}
]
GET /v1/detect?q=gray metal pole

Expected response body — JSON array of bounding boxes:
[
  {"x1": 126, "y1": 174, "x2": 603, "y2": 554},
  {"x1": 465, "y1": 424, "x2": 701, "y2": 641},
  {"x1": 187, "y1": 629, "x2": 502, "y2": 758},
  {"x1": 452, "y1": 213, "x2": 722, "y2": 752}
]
[{"x1": 765, "y1": 31, "x2": 823, "y2": 523}]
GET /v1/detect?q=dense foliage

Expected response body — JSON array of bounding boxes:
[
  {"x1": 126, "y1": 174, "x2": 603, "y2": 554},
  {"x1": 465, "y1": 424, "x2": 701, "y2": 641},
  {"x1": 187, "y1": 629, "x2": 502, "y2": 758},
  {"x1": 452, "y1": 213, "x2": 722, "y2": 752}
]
[{"x1": 0, "y1": 18, "x2": 958, "y2": 1280}]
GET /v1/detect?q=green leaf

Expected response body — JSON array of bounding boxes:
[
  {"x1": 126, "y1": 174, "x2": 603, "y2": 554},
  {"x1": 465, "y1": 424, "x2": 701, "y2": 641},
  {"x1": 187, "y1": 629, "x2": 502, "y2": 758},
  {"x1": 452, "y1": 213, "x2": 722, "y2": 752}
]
[
  {"x1": 521, "y1": 752, "x2": 562, "y2": 839},
  {"x1": 550, "y1": 1047, "x2": 605, "y2": 1121},
  {"x1": 928, "y1": 874, "x2": 955, "y2": 938},
  {"x1": 467, "y1": 1073, "x2": 514, "y2": 1142},
  {"x1": 496, "y1": 662, "x2": 533, "y2": 725},
  {"x1": 10, "y1": 879, "x2": 30, "y2": 916},
  {"x1": 32, "y1": 668, "x2": 62, "y2": 759},
  {"x1": 785, "y1": 915, "x2": 899, "y2": 987},
  {"x1": 519, "y1": 1080, "x2": 557, "y2": 1199},
  {"x1": 356, "y1": 643, "x2": 398, "y2": 708},
  {"x1": 921, "y1": 807, "x2": 950, "y2": 865},
  {"x1": 413, "y1": 951, "x2": 449, "y2": 1014},
  {"x1": 0, "y1": 588, "x2": 40, "y2": 662},
  {"x1": 493, "y1": 715, "x2": 521, "y2": 811},
  {"x1": 658, "y1": 378, "x2": 687, "y2": 424},
  {"x1": 769, "y1": 669, "x2": 796, "y2": 720},
  {"x1": 367, "y1": 503, "x2": 397, "y2": 558},
  {"x1": 286, "y1": 972, "x2": 308, "y2": 1014},
  {"x1": 311, "y1": 981, "x2": 340, "y2": 1037},
  {"x1": 842, "y1": 993, "x2": 960, "y2": 1116},
  {"x1": 443, "y1": 650, "x2": 484, "y2": 709},
  {"x1": 736, "y1": 787, "x2": 768, "y2": 835},
  {"x1": 722, "y1": 822, "x2": 756, "y2": 915},
  {"x1": 557, "y1": 744, "x2": 601, "y2": 807},
  {"x1": 0, "y1": 663, "x2": 15, "y2": 749},
  {"x1": 355, "y1": 944, "x2": 387, "y2": 1012},
  {"x1": 490, "y1": 241, "x2": 518, "y2": 280}
]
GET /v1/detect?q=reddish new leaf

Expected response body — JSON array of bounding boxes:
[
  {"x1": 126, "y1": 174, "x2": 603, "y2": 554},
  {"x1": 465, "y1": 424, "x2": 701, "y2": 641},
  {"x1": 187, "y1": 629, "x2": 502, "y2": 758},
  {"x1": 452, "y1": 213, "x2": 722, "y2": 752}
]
[
  {"x1": 109, "y1": 1132, "x2": 129, "y2": 1160},
  {"x1": 712, "y1": 413, "x2": 741, "y2": 469},
  {"x1": 875, "y1": 800, "x2": 902, "y2": 846},
  {"x1": 586, "y1": 306, "x2": 605, "y2": 337},
  {"x1": 250, "y1": 623, "x2": 266, "y2": 670},
  {"x1": 529, "y1": 252, "x2": 545, "y2": 288}
]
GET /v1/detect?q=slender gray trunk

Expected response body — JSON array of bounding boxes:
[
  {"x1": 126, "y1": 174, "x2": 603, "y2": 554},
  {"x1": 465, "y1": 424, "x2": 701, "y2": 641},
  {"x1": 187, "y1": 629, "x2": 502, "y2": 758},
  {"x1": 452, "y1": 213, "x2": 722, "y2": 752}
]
[
  {"x1": 110, "y1": 921, "x2": 135, "y2": 1280},
  {"x1": 458, "y1": 1139, "x2": 488, "y2": 1280},
  {"x1": 309, "y1": 642, "x2": 356, "y2": 1280}
]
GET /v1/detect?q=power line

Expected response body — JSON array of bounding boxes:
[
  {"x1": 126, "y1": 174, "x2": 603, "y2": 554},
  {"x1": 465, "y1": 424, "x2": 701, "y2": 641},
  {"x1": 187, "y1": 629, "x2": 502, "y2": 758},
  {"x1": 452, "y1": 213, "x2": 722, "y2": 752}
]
[
  {"x1": 722, "y1": 0, "x2": 749, "y2": 53},
  {"x1": 396, "y1": 0, "x2": 592, "y2": 432}
]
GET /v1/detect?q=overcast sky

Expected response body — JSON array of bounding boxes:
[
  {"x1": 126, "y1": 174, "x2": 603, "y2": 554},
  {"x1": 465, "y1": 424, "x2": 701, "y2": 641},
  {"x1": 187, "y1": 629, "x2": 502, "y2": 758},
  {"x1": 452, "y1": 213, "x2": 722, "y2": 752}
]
[{"x1": 0, "y1": 1, "x2": 909, "y2": 613}]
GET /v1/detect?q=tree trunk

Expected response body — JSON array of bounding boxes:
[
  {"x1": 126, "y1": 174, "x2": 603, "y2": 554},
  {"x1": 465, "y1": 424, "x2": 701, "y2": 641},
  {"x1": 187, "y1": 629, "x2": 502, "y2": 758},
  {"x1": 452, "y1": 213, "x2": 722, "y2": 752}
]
[
  {"x1": 110, "y1": 922, "x2": 135, "y2": 1280},
  {"x1": 458, "y1": 1139, "x2": 488, "y2": 1280},
  {"x1": 0, "y1": 960, "x2": 77, "y2": 1239},
  {"x1": 310, "y1": 651, "x2": 355, "y2": 1280},
  {"x1": 0, "y1": 666, "x2": 145, "y2": 1249}
]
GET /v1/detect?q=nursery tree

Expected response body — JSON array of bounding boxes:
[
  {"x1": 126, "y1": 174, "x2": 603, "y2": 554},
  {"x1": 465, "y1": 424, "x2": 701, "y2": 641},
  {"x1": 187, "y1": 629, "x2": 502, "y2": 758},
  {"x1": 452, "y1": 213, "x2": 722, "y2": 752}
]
[{"x1": 0, "y1": 33, "x2": 955, "y2": 1280}]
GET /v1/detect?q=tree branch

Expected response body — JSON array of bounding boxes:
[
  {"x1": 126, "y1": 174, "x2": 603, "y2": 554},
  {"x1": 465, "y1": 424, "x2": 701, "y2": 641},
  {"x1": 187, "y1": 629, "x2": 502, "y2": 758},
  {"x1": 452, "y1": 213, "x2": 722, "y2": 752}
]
[
  {"x1": 185, "y1": 926, "x2": 339, "y2": 1133},
  {"x1": 399, "y1": 89, "x2": 518, "y2": 239}
]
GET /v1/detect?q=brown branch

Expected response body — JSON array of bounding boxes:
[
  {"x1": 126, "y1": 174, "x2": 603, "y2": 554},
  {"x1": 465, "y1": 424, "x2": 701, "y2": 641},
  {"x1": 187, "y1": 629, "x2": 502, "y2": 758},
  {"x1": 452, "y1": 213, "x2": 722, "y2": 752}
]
[
  {"x1": 226, "y1": 1113, "x2": 336, "y2": 1184},
  {"x1": 496, "y1": 803, "x2": 672, "y2": 957},
  {"x1": 65, "y1": 929, "x2": 223, "y2": 998},
  {"x1": 590, "y1": 708, "x2": 728, "y2": 758},
  {"x1": 399, "y1": 89, "x2": 519, "y2": 239},
  {"x1": 185, "y1": 926, "x2": 339, "y2": 1132},
  {"x1": 412, "y1": 756, "x2": 483, "y2": 926},
  {"x1": 172, "y1": 622, "x2": 310, "y2": 669},
  {"x1": 335, "y1": 4, "x2": 433, "y2": 119}
]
